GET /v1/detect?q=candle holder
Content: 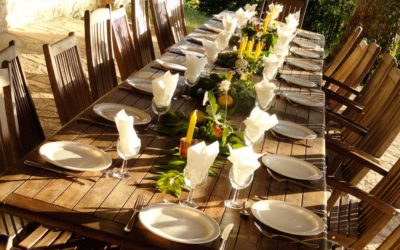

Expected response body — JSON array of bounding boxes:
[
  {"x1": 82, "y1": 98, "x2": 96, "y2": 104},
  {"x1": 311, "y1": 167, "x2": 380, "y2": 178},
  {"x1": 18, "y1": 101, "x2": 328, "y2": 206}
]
[{"x1": 179, "y1": 137, "x2": 199, "y2": 158}]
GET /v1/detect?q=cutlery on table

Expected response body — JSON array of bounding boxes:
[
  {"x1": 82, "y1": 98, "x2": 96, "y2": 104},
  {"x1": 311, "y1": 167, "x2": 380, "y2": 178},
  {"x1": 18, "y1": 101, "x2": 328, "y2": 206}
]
[
  {"x1": 24, "y1": 160, "x2": 96, "y2": 182},
  {"x1": 124, "y1": 195, "x2": 145, "y2": 232},
  {"x1": 78, "y1": 117, "x2": 116, "y2": 129},
  {"x1": 219, "y1": 223, "x2": 234, "y2": 250},
  {"x1": 254, "y1": 222, "x2": 320, "y2": 248},
  {"x1": 266, "y1": 168, "x2": 319, "y2": 190},
  {"x1": 150, "y1": 65, "x2": 184, "y2": 76}
]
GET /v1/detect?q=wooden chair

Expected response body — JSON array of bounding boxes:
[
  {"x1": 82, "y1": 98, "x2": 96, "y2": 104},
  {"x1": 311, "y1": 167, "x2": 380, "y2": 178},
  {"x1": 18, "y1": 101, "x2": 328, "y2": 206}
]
[
  {"x1": 324, "y1": 39, "x2": 381, "y2": 112},
  {"x1": 0, "y1": 41, "x2": 45, "y2": 158},
  {"x1": 43, "y1": 32, "x2": 93, "y2": 125},
  {"x1": 259, "y1": 0, "x2": 309, "y2": 28},
  {"x1": 378, "y1": 224, "x2": 400, "y2": 249},
  {"x1": 111, "y1": 5, "x2": 140, "y2": 81},
  {"x1": 324, "y1": 26, "x2": 363, "y2": 77},
  {"x1": 131, "y1": 0, "x2": 156, "y2": 68},
  {"x1": 0, "y1": 68, "x2": 84, "y2": 250},
  {"x1": 150, "y1": 0, "x2": 176, "y2": 54},
  {"x1": 166, "y1": 0, "x2": 187, "y2": 42},
  {"x1": 85, "y1": 6, "x2": 118, "y2": 100},
  {"x1": 326, "y1": 157, "x2": 400, "y2": 249}
]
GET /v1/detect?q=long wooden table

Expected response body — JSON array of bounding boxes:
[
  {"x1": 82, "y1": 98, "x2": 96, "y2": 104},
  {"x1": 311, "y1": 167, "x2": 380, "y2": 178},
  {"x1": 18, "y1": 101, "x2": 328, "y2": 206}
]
[{"x1": 0, "y1": 14, "x2": 327, "y2": 249}]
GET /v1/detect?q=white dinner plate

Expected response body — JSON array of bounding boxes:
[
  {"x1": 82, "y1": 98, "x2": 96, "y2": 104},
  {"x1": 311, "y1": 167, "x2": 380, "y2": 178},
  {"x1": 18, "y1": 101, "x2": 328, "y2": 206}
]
[
  {"x1": 93, "y1": 103, "x2": 151, "y2": 125},
  {"x1": 189, "y1": 33, "x2": 215, "y2": 41},
  {"x1": 203, "y1": 24, "x2": 223, "y2": 33},
  {"x1": 251, "y1": 200, "x2": 326, "y2": 236},
  {"x1": 286, "y1": 58, "x2": 322, "y2": 72},
  {"x1": 290, "y1": 47, "x2": 321, "y2": 59},
  {"x1": 139, "y1": 203, "x2": 220, "y2": 244},
  {"x1": 155, "y1": 59, "x2": 187, "y2": 72},
  {"x1": 281, "y1": 92, "x2": 324, "y2": 108},
  {"x1": 292, "y1": 38, "x2": 322, "y2": 50},
  {"x1": 262, "y1": 155, "x2": 322, "y2": 180},
  {"x1": 271, "y1": 120, "x2": 317, "y2": 140},
  {"x1": 296, "y1": 30, "x2": 322, "y2": 40},
  {"x1": 178, "y1": 45, "x2": 205, "y2": 55},
  {"x1": 126, "y1": 78, "x2": 152, "y2": 95},
  {"x1": 39, "y1": 141, "x2": 112, "y2": 172},
  {"x1": 280, "y1": 75, "x2": 318, "y2": 88}
]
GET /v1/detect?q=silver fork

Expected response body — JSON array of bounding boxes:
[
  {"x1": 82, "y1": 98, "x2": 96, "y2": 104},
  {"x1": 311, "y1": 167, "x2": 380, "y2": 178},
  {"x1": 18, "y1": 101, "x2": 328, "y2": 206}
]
[
  {"x1": 254, "y1": 222, "x2": 322, "y2": 248},
  {"x1": 266, "y1": 168, "x2": 319, "y2": 190},
  {"x1": 124, "y1": 195, "x2": 145, "y2": 232}
]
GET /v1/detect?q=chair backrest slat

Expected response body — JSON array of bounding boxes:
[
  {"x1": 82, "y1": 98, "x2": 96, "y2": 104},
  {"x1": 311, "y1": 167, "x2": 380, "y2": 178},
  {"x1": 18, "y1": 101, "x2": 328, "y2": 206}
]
[
  {"x1": 324, "y1": 26, "x2": 363, "y2": 77},
  {"x1": 111, "y1": 5, "x2": 140, "y2": 80},
  {"x1": 43, "y1": 33, "x2": 92, "y2": 125},
  {"x1": 150, "y1": 0, "x2": 176, "y2": 54},
  {"x1": 166, "y1": 0, "x2": 187, "y2": 42},
  {"x1": 0, "y1": 41, "x2": 45, "y2": 156},
  {"x1": 132, "y1": 0, "x2": 156, "y2": 68},
  {"x1": 85, "y1": 7, "x2": 118, "y2": 100},
  {"x1": 259, "y1": 0, "x2": 309, "y2": 28}
]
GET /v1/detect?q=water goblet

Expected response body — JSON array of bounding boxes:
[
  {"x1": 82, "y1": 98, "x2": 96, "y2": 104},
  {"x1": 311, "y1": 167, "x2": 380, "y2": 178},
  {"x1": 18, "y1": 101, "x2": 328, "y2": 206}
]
[
  {"x1": 244, "y1": 130, "x2": 264, "y2": 147},
  {"x1": 109, "y1": 139, "x2": 140, "y2": 179},
  {"x1": 179, "y1": 167, "x2": 208, "y2": 208},
  {"x1": 225, "y1": 167, "x2": 254, "y2": 209}
]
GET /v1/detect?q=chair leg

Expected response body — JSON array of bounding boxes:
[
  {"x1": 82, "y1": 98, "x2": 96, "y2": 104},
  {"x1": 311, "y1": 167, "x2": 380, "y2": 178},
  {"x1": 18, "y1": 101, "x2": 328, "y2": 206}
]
[{"x1": 0, "y1": 234, "x2": 12, "y2": 250}]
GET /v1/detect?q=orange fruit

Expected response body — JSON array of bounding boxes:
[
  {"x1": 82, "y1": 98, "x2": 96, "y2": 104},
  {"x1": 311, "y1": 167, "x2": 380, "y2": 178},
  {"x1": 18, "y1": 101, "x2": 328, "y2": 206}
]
[{"x1": 217, "y1": 94, "x2": 234, "y2": 107}]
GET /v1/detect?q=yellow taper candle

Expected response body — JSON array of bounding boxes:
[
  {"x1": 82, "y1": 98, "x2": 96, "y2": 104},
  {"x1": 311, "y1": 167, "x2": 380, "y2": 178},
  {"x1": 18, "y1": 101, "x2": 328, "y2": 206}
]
[
  {"x1": 237, "y1": 36, "x2": 248, "y2": 59},
  {"x1": 186, "y1": 110, "x2": 197, "y2": 145},
  {"x1": 254, "y1": 41, "x2": 263, "y2": 61},
  {"x1": 262, "y1": 12, "x2": 270, "y2": 35},
  {"x1": 246, "y1": 38, "x2": 255, "y2": 58}
]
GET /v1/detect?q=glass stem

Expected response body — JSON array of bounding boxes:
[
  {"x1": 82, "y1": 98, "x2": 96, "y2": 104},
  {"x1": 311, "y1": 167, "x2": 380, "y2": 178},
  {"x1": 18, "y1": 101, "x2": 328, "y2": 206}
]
[
  {"x1": 187, "y1": 188, "x2": 194, "y2": 203},
  {"x1": 232, "y1": 189, "x2": 240, "y2": 204},
  {"x1": 120, "y1": 159, "x2": 127, "y2": 174}
]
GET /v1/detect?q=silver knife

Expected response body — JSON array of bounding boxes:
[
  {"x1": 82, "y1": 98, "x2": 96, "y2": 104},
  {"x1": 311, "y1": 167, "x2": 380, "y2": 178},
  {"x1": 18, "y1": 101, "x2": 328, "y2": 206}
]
[{"x1": 219, "y1": 223, "x2": 234, "y2": 250}]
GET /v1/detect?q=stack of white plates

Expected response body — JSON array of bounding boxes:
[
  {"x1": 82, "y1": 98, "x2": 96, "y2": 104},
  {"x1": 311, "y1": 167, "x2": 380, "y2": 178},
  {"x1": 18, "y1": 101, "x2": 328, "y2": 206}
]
[
  {"x1": 93, "y1": 103, "x2": 151, "y2": 125},
  {"x1": 271, "y1": 120, "x2": 317, "y2": 140},
  {"x1": 280, "y1": 75, "x2": 318, "y2": 88},
  {"x1": 126, "y1": 78, "x2": 153, "y2": 95},
  {"x1": 281, "y1": 92, "x2": 324, "y2": 108}
]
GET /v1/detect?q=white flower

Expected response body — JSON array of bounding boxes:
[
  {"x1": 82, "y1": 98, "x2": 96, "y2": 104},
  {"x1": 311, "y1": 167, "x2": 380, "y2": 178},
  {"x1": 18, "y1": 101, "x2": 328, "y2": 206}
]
[
  {"x1": 202, "y1": 91, "x2": 209, "y2": 106},
  {"x1": 219, "y1": 80, "x2": 231, "y2": 92}
]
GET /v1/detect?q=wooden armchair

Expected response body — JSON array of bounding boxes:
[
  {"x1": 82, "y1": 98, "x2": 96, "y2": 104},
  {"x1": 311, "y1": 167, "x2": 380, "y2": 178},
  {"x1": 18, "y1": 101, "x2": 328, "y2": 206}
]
[
  {"x1": 84, "y1": 6, "x2": 118, "y2": 100},
  {"x1": 111, "y1": 5, "x2": 140, "y2": 81},
  {"x1": 0, "y1": 41, "x2": 45, "y2": 157},
  {"x1": 131, "y1": 0, "x2": 156, "y2": 68},
  {"x1": 259, "y1": 0, "x2": 309, "y2": 27},
  {"x1": 166, "y1": 0, "x2": 187, "y2": 42},
  {"x1": 326, "y1": 157, "x2": 400, "y2": 249},
  {"x1": 0, "y1": 68, "x2": 84, "y2": 250},
  {"x1": 150, "y1": 0, "x2": 176, "y2": 54},
  {"x1": 43, "y1": 32, "x2": 93, "y2": 125}
]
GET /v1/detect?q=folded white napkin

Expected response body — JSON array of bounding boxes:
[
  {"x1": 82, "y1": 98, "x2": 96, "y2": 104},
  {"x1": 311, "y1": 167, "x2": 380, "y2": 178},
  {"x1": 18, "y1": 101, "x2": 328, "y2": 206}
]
[
  {"x1": 255, "y1": 79, "x2": 277, "y2": 110},
  {"x1": 215, "y1": 30, "x2": 232, "y2": 50},
  {"x1": 228, "y1": 145, "x2": 262, "y2": 186},
  {"x1": 203, "y1": 39, "x2": 220, "y2": 64},
  {"x1": 152, "y1": 71, "x2": 179, "y2": 108},
  {"x1": 244, "y1": 107, "x2": 278, "y2": 145},
  {"x1": 269, "y1": 3, "x2": 283, "y2": 21},
  {"x1": 185, "y1": 53, "x2": 207, "y2": 84},
  {"x1": 263, "y1": 54, "x2": 280, "y2": 80},
  {"x1": 244, "y1": 3, "x2": 257, "y2": 13},
  {"x1": 284, "y1": 12, "x2": 300, "y2": 34},
  {"x1": 185, "y1": 141, "x2": 220, "y2": 186},
  {"x1": 277, "y1": 26, "x2": 296, "y2": 47},
  {"x1": 235, "y1": 7, "x2": 257, "y2": 27},
  {"x1": 115, "y1": 109, "x2": 141, "y2": 158},
  {"x1": 222, "y1": 15, "x2": 238, "y2": 34}
]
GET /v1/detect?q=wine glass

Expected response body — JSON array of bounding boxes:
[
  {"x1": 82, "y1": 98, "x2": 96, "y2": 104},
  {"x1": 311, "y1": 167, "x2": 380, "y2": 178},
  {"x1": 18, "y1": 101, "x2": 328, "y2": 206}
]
[
  {"x1": 225, "y1": 167, "x2": 254, "y2": 209},
  {"x1": 244, "y1": 129, "x2": 264, "y2": 146},
  {"x1": 181, "y1": 71, "x2": 200, "y2": 99},
  {"x1": 109, "y1": 139, "x2": 140, "y2": 179},
  {"x1": 179, "y1": 167, "x2": 208, "y2": 208}
]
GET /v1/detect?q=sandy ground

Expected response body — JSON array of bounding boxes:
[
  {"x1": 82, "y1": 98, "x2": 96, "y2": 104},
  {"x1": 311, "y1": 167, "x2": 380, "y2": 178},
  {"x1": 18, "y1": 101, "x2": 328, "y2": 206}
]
[{"x1": 0, "y1": 17, "x2": 398, "y2": 249}]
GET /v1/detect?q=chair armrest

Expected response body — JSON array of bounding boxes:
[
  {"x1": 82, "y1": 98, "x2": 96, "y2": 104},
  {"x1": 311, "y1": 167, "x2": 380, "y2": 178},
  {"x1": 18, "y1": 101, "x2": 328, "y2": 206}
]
[
  {"x1": 325, "y1": 109, "x2": 368, "y2": 135},
  {"x1": 326, "y1": 138, "x2": 388, "y2": 176},
  {"x1": 0, "y1": 234, "x2": 12, "y2": 250},
  {"x1": 323, "y1": 75, "x2": 360, "y2": 95},
  {"x1": 327, "y1": 177, "x2": 399, "y2": 216},
  {"x1": 324, "y1": 88, "x2": 364, "y2": 113}
]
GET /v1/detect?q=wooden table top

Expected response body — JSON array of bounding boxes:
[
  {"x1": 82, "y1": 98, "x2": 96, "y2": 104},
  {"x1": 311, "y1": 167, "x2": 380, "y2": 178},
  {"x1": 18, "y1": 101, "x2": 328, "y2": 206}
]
[{"x1": 0, "y1": 15, "x2": 327, "y2": 250}]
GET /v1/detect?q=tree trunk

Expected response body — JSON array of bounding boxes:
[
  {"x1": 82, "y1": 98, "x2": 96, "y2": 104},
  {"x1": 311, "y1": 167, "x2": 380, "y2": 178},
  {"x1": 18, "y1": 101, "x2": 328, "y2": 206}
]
[{"x1": 329, "y1": 0, "x2": 400, "y2": 61}]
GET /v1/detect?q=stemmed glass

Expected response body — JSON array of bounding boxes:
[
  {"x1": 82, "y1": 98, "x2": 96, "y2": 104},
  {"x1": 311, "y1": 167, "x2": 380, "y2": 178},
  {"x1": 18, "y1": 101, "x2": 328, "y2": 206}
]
[
  {"x1": 225, "y1": 167, "x2": 254, "y2": 209},
  {"x1": 244, "y1": 130, "x2": 264, "y2": 147},
  {"x1": 179, "y1": 167, "x2": 208, "y2": 208},
  {"x1": 109, "y1": 139, "x2": 140, "y2": 179},
  {"x1": 181, "y1": 71, "x2": 200, "y2": 99}
]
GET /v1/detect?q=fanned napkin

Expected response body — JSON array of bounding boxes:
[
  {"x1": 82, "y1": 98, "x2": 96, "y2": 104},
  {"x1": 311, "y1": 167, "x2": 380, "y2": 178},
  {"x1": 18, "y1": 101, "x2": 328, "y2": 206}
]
[
  {"x1": 228, "y1": 145, "x2": 262, "y2": 186},
  {"x1": 277, "y1": 26, "x2": 296, "y2": 47},
  {"x1": 152, "y1": 71, "x2": 179, "y2": 108},
  {"x1": 244, "y1": 3, "x2": 257, "y2": 13},
  {"x1": 269, "y1": 3, "x2": 284, "y2": 23},
  {"x1": 284, "y1": 12, "x2": 300, "y2": 34},
  {"x1": 185, "y1": 53, "x2": 207, "y2": 84},
  {"x1": 185, "y1": 141, "x2": 220, "y2": 186},
  {"x1": 114, "y1": 109, "x2": 141, "y2": 158},
  {"x1": 263, "y1": 54, "x2": 280, "y2": 80},
  {"x1": 215, "y1": 30, "x2": 232, "y2": 50},
  {"x1": 235, "y1": 7, "x2": 257, "y2": 27},
  {"x1": 222, "y1": 15, "x2": 238, "y2": 34},
  {"x1": 203, "y1": 39, "x2": 220, "y2": 64},
  {"x1": 255, "y1": 79, "x2": 277, "y2": 110},
  {"x1": 244, "y1": 107, "x2": 278, "y2": 145}
]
